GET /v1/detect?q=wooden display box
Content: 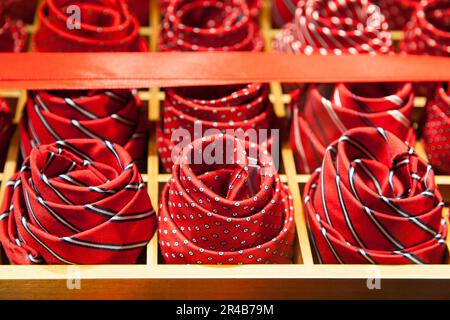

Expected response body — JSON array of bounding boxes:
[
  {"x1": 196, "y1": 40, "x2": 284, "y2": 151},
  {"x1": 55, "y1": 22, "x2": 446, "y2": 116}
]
[{"x1": 0, "y1": 0, "x2": 449, "y2": 300}]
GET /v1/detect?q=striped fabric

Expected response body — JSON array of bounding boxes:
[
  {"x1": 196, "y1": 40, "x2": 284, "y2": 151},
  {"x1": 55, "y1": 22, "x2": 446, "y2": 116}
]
[
  {"x1": 304, "y1": 127, "x2": 447, "y2": 264},
  {"x1": 0, "y1": 13, "x2": 26, "y2": 52},
  {"x1": 0, "y1": 139, "x2": 156, "y2": 264},
  {"x1": 0, "y1": 98, "x2": 13, "y2": 157},
  {"x1": 159, "y1": 0, "x2": 263, "y2": 51},
  {"x1": 371, "y1": 0, "x2": 420, "y2": 29},
  {"x1": 157, "y1": 84, "x2": 273, "y2": 172},
  {"x1": 159, "y1": 134, "x2": 295, "y2": 264},
  {"x1": 20, "y1": 90, "x2": 149, "y2": 166},
  {"x1": 34, "y1": 0, "x2": 147, "y2": 52},
  {"x1": 421, "y1": 83, "x2": 450, "y2": 174},
  {"x1": 290, "y1": 83, "x2": 415, "y2": 173},
  {"x1": 273, "y1": 0, "x2": 393, "y2": 56}
]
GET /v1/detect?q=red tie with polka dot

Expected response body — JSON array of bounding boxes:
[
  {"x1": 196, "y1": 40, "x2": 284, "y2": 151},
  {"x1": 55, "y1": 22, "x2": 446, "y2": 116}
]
[
  {"x1": 34, "y1": 0, "x2": 147, "y2": 52},
  {"x1": 157, "y1": 84, "x2": 273, "y2": 172},
  {"x1": 159, "y1": 134, "x2": 295, "y2": 264},
  {"x1": 421, "y1": 83, "x2": 450, "y2": 174},
  {"x1": 0, "y1": 98, "x2": 13, "y2": 157},
  {"x1": 273, "y1": 0, "x2": 393, "y2": 56},
  {"x1": 20, "y1": 90, "x2": 149, "y2": 166},
  {"x1": 304, "y1": 127, "x2": 447, "y2": 264},
  {"x1": 371, "y1": 0, "x2": 419, "y2": 29},
  {"x1": 290, "y1": 83, "x2": 415, "y2": 173},
  {"x1": 0, "y1": 13, "x2": 26, "y2": 52},
  {"x1": 0, "y1": 139, "x2": 156, "y2": 265},
  {"x1": 125, "y1": 0, "x2": 150, "y2": 25}
]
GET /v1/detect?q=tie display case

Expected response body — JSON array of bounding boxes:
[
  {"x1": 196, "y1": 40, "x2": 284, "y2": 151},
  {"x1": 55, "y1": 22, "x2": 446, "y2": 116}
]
[{"x1": 0, "y1": 0, "x2": 449, "y2": 299}]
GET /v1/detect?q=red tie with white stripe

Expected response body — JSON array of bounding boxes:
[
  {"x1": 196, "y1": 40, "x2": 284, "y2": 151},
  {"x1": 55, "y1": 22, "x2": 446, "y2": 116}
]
[
  {"x1": 0, "y1": 139, "x2": 156, "y2": 265},
  {"x1": 291, "y1": 83, "x2": 415, "y2": 173},
  {"x1": 159, "y1": 134, "x2": 295, "y2": 264},
  {"x1": 304, "y1": 127, "x2": 447, "y2": 264},
  {"x1": 421, "y1": 83, "x2": 450, "y2": 174},
  {"x1": 20, "y1": 90, "x2": 149, "y2": 166}
]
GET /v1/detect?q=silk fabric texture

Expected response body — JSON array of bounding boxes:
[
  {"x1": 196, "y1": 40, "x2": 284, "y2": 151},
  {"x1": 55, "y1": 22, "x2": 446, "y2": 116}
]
[
  {"x1": 291, "y1": 82, "x2": 415, "y2": 173},
  {"x1": 421, "y1": 83, "x2": 450, "y2": 174},
  {"x1": 1, "y1": 0, "x2": 38, "y2": 23},
  {"x1": 20, "y1": 90, "x2": 148, "y2": 165},
  {"x1": 159, "y1": 134, "x2": 295, "y2": 264},
  {"x1": 273, "y1": 0, "x2": 393, "y2": 55},
  {"x1": 0, "y1": 98, "x2": 13, "y2": 157},
  {"x1": 34, "y1": 0, "x2": 147, "y2": 52},
  {"x1": 0, "y1": 139, "x2": 156, "y2": 264},
  {"x1": 304, "y1": 127, "x2": 447, "y2": 264},
  {"x1": 158, "y1": 84, "x2": 273, "y2": 172}
]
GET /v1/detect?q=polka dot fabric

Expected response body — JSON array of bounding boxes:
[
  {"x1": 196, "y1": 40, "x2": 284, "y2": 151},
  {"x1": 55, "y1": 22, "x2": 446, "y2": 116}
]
[
  {"x1": 372, "y1": 0, "x2": 420, "y2": 30},
  {"x1": 20, "y1": 90, "x2": 149, "y2": 166},
  {"x1": 34, "y1": 0, "x2": 147, "y2": 52},
  {"x1": 421, "y1": 83, "x2": 450, "y2": 174},
  {"x1": 0, "y1": 139, "x2": 156, "y2": 265},
  {"x1": 0, "y1": 98, "x2": 13, "y2": 157},
  {"x1": 291, "y1": 83, "x2": 415, "y2": 173},
  {"x1": 0, "y1": 14, "x2": 26, "y2": 52},
  {"x1": 159, "y1": 134, "x2": 295, "y2": 264},
  {"x1": 157, "y1": 84, "x2": 273, "y2": 172},
  {"x1": 304, "y1": 127, "x2": 447, "y2": 264},
  {"x1": 159, "y1": 0, "x2": 263, "y2": 51},
  {"x1": 273, "y1": 0, "x2": 393, "y2": 56}
]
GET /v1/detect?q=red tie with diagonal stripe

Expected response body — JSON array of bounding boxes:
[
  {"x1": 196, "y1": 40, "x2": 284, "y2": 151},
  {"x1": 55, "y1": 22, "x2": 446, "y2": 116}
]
[
  {"x1": 421, "y1": 83, "x2": 450, "y2": 174},
  {"x1": 0, "y1": 139, "x2": 156, "y2": 264},
  {"x1": 304, "y1": 127, "x2": 447, "y2": 264},
  {"x1": 159, "y1": 134, "x2": 296, "y2": 264},
  {"x1": 291, "y1": 83, "x2": 415, "y2": 173},
  {"x1": 20, "y1": 90, "x2": 149, "y2": 166}
]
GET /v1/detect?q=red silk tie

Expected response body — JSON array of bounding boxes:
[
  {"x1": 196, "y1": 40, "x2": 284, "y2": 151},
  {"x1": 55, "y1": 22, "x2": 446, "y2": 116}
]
[
  {"x1": 273, "y1": 0, "x2": 393, "y2": 56},
  {"x1": 158, "y1": 0, "x2": 262, "y2": 19},
  {"x1": 0, "y1": 14, "x2": 26, "y2": 52},
  {"x1": 159, "y1": 0, "x2": 263, "y2": 51},
  {"x1": 159, "y1": 134, "x2": 295, "y2": 264},
  {"x1": 157, "y1": 84, "x2": 273, "y2": 172},
  {"x1": 1, "y1": 0, "x2": 38, "y2": 24},
  {"x1": 0, "y1": 139, "x2": 156, "y2": 265},
  {"x1": 271, "y1": 0, "x2": 299, "y2": 27},
  {"x1": 125, "y1": 0, "x2": 150, "y2": 25},
  {"x1": 34, "y1": 0, "x2": 147, "y2": 52},
  {"x1": 0, "y1": 98, "x2": 13, "y2": 157},
  {"x1": 291, "y1": 83, "x2": 415, "y2": 173},
  {"x1": 20, "y1": 90, "x2": 148, "y2": 165},
  {"x1": 372, "y1": 0, "x2": 419, "y2": 29},
  {"x1": 421, "y1": 83, "x2": 450, "y2": 174},
  {"x1": 304, "y1": 127, "x2": 447, "y2": 264}
]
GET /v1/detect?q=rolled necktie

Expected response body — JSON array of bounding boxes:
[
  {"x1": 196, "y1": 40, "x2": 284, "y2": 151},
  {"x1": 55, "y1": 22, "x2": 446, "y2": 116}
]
[
  {"x1": 34, "y1": 0, "x2": 147, "y2": 52},
  {"x1": 304, "y1": 127, "x2": 447, "y2": 264},
  {"x1": 0, "y1": 98, "x2": 13, "y2": 156},
  {"x1": 20, "y1": 90, "x2": 148, "y2": 165},
  {"x1": 1, "y1": 0, "x2": 38, "y2": 24},
  {"x1": 372, "y1": 0, "x2": 420, "y2": 30},
  {"x1": 271, "y1": 0, "x2": 299, "y2": 27},
  {"x1": 291, "y1": 82, "x2": 415, "y2": 173},
  {"x1": 125, "y1": 0, "x2": 150, "y2": 25},
  {"x1": 0, "y1": 139, "x2": 156, "y2": 265},
  {"x1": 421, "y1": 83, "x2": 450, "y2": 174},
  {"x1": 0, "y1": 14, "x2": 26, "y2": 52},
  {"x1": 159, "y1": 0, "x2": 263, "y2": 51},
  {"x1": 159, "y1": 134, "x2": 295, "y2": 264},
  {"x1": 273, "y1": 0, "x2": 393, "y2": 55},
  {"x1": 157, "y1": 84, "x2": 273, "y2": 172},
  {"x1": 158, "y1": 0, "x2": 262, "y2": 18}
]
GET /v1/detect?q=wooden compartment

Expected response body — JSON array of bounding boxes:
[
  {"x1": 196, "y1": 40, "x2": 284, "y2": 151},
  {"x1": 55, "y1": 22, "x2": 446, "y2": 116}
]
[{"x1": 0, "y1": 0, "x2": 449, "y2": 300}]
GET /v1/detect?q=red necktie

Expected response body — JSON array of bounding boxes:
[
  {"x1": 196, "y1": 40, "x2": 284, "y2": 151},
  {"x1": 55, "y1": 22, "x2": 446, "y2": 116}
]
[
  {"x1": 159, "y1": 134, "x2": 295, "y2": 264},
  {"x1": 157, "y1": 84, "x2": 273, "y2": 172},
  {"x1": 0, "y1": 139, "x2": 156, "y2": 265},
  {"x1": 158, "y1": 0, "x2": 262, "y2": 19},
  {"x1": 0, "y1": 14, "x2": 26, "y2": 52},
  {"x1": 1, "y1": 0, "x2": 38, "y2": 24},
  {"x1": 304, "y1": 126, "x2": 447, "y2": 264},
  {"x1": 34, "y1": 0, "x2": 147, "y2": 52},
  {"x1": 371, "y1": 0, "x2": 419, "y2": 29},
  {"x1": 421, "y1": 83, "x2": 450, "y2": 174},
  {"x1": 0, "y1": 98, "x2": 13, "y2": 156},
  {"x1": 125, "y1": 0, "x2": 150, "y2": 25},
  {"x1": 291, "y1": 83, "x2": 415, "y2": 173},
  {"x1": 20, "y1": 90, "x2": 149, "y2": 166},
  {"x1": 271, "y1": 0, "x2": 299, "y2": 27},
  {"x1": 159, "y1": 0, "x2": 263, "y2": 52},
  {"x1": 273, "y1": 0, "x2": 393, "y2": 56}
]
